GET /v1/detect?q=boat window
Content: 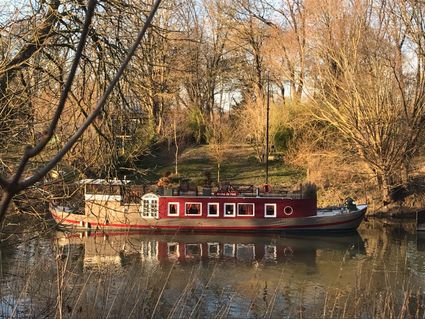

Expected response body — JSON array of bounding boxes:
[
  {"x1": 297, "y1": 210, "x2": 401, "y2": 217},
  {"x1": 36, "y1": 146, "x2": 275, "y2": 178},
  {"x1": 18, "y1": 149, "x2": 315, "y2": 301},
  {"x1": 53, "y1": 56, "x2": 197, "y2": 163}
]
[
  {"x1": 264, "y1": 204, "x2": 277, "y2": 218},
  {"x1": 140, "y1": 194, "x2": 159, "y2": 218},
  {"x1": 237, "y1": 203, "x2": 255, "y2": 216},
  {"x1": 207, "y1": 203, "x2": 219, "y2": 217},
  {"x1": 224, "y1": 203, "x2": 236, "y2": 217},
  {"x1": 151, "y1": 200, "x2": 158, "y2": 217},
  {"x1": 142, "y1": 199, "x2": 150, "y2": 217},
  {"x1": 168, "y1": 202, "x2": 179, "y2": 216},
  {"x1": 185, "y1": 202, "x2": 202, "y2": 216},
  {"x1": 284, "y1": 206, "x2": 293, "y2": 216}
]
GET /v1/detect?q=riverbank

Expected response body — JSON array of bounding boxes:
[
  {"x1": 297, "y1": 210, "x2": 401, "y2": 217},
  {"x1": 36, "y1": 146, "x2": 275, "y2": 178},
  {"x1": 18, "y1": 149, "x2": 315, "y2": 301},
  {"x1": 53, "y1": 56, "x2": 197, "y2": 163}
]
[
  {"x1": 3, "y1": 144, "x2": 424, "y2": 224},
  {"x1": 141, "y1": 144, "x2": 425, "y2": 216}
]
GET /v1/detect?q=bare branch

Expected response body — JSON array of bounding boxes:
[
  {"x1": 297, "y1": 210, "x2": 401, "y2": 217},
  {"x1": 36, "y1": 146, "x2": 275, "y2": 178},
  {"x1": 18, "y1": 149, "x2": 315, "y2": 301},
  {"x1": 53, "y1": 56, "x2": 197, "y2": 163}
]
[
  {"x1": 6, "y1": 1, "x2": 97, "y2": 191},
  {"x1": 19, "y1": 0, "x2": 163, "y2": 190},
  {"x1": 0, "y1": 0, "x2": 61, "y2": 94},
  {"x1": 0, "y1": 0, "x2": 163, "y2": 220},
  {"x1": 26, "y1": 0, "x2": 97, "y2": 159}
]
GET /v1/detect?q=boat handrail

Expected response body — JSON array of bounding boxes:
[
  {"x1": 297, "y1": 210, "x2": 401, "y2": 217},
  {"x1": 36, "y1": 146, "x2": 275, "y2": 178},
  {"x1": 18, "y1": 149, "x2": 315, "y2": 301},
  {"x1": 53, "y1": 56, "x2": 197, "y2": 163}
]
[
  {"x1": 79, "y1": 178, "x2": 131, "y2": 186},
  {"x1": 80, "y1": 183, "x2": 306, "y2": 202}
]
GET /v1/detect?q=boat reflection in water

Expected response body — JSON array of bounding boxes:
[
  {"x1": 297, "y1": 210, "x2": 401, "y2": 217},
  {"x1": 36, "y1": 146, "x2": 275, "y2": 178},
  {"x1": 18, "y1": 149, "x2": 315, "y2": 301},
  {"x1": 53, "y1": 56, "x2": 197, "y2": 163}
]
[
  {"x1": 54, "y1": 231, "x2": 368, "y2": 318},
  {"x1": 55, "y1": 231, "x2": 366, "y2": 269},
  {"x1": 417, "y1": 231, "x2": 425, "y2": 251}
]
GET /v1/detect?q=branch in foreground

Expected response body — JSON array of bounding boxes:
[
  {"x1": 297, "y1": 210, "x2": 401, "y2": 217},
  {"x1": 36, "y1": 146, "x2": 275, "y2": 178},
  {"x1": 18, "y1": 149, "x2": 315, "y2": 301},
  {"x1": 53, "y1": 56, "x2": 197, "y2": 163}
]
[{"x1": 0, "y1": 0, "x2": 163, "y2": 222}]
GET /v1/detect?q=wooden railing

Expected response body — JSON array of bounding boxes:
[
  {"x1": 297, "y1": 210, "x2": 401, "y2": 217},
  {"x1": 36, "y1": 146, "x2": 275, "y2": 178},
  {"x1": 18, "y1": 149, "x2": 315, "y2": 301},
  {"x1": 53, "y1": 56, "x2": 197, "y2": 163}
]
[{"x1": 119, "y1": 183, "x2": 306, "y2": 202}]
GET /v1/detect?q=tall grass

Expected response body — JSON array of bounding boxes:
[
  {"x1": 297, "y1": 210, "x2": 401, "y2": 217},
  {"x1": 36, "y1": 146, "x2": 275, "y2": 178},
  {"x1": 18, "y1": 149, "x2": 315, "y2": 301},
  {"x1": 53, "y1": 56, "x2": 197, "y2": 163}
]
[{"x1": 0, "y1": 228, "x2": 424, "y2": 318}]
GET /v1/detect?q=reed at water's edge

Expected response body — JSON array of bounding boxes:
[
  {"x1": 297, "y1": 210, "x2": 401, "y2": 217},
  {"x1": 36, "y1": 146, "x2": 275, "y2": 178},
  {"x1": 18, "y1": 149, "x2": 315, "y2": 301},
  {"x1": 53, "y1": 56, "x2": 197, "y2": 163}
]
[{"x1": 0, "y1": 220, "x2": 424, "y2": 318}]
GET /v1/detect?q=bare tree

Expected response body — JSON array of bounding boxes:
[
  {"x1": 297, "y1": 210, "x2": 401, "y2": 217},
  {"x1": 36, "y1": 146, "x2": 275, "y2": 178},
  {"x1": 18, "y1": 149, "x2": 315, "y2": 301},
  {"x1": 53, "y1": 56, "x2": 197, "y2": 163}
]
[
  {"x1": 162, "y1": 103, "x2": 191, "y2": 176},
  {"x1": 0, "y1": 1, "x2": 62, "y2": 173},
  {"x1": 0, "y1": 0, "x2": 162, "y2": 221},
  {"x1": 310, "y1": 0, "x2": 425, "y2": 202},
  {"x1": 235, "y1": 97, "x2": 266, "y2": 162},
  {"x1": 179, "y1": 0, "x2": 233, "y2": 142},
  {"x1": 206, "y1": 114, "x2": 234, "y2": 183},
  {"x1": 258, "y1": 0, "x2": 309, "y2": 102},
  {"x1": 224, "y1": 0, "x2": 271, "y2": 162}
]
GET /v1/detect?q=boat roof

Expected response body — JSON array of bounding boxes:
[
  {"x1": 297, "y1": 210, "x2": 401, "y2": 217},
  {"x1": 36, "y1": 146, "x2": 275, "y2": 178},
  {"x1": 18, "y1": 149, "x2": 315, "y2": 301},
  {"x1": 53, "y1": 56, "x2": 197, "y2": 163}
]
[{"x1": 79, "y1": 179, "x2": 131, "y2": 186}]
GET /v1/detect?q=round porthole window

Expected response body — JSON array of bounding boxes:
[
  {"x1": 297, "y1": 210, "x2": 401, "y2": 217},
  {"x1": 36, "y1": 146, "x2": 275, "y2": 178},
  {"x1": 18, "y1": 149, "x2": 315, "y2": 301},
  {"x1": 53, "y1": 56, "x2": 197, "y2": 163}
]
[{"x1": 283, "y1": 206, "x2": 293, "y2": 216}]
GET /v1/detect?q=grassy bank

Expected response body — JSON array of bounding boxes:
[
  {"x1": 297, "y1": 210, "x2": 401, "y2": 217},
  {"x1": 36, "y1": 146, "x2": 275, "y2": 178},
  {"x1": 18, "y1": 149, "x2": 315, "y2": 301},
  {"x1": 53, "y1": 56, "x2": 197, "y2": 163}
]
[
  {"x1": 140, "y1": 143, "x2": 362, "y2": 209},
  {"x1": 141, "y1": 144, "x2": 305, "y2": 188},
  {"x1": 139, "y1": 144, "x2": 425, "y2": 213}
]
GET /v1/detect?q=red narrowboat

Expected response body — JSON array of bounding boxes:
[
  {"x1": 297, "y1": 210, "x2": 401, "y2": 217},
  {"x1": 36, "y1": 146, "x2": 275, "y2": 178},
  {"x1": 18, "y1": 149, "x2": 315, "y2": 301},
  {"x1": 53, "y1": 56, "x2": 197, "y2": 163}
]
[{"x1": 50, "y1": 179, "x2": 367, "y2": 232}]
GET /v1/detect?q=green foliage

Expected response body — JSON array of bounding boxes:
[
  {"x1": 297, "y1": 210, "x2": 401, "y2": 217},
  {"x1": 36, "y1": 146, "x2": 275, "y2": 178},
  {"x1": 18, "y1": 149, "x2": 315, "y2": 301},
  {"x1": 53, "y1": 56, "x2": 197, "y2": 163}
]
[
  {"x1": 150, "y1": 145, "x2": 305, "y2": 187},
  {"x1": 273, "y1": 126, "x2": 294, "y2": 153},
  {"x1": 113, "y1": 118, "x2": 156, "y2": 178},
  {"x1": 187, "y1": 108, "x2": 206, "y2": 144}
]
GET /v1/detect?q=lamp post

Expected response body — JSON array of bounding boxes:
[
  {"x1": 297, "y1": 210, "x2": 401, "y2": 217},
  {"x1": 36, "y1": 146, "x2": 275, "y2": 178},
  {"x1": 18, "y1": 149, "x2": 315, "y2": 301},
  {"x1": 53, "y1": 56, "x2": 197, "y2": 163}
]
[{"x1": 265, "y1": 73, "x2": 270, "y2": 186}]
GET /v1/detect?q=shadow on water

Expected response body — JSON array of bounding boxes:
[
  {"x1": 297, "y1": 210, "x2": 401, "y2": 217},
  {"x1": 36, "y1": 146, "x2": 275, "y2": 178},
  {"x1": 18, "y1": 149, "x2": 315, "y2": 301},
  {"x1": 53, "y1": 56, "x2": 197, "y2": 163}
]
[{"x1": 417, "y1": 231, "x2": 425, "y2": 251}]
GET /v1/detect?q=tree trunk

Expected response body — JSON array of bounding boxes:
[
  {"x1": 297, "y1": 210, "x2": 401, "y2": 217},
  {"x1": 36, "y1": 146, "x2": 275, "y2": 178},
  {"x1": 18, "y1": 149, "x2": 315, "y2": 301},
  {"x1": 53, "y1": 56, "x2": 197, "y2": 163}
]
[
  {"x1": 381, "y1": 177, "x2": 391, "y2": 205},
  {"x1": 401, "y1": 160, "x2": 410, "y2": 188},
  {"x1": 375, "y1": 170, "x2": 392, "y2": 204},
  {"x1": 174, "y1": 117, "x2": 178, "y2": 175}
]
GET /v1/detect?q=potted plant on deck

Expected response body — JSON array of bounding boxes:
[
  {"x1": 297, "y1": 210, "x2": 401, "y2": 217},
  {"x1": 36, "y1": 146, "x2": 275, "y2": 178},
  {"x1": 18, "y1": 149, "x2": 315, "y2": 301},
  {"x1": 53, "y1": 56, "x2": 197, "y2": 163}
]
[{"x1": 157, "y1": 172, "x2": 183, "y2": 196}]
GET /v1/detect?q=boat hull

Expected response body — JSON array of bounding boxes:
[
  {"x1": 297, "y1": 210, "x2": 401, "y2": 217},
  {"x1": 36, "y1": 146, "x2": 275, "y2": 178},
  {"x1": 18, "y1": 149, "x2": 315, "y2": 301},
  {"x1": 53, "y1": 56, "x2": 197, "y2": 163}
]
[{"x1": 50, "y1": 205, "x2": 367, "y2": 232}]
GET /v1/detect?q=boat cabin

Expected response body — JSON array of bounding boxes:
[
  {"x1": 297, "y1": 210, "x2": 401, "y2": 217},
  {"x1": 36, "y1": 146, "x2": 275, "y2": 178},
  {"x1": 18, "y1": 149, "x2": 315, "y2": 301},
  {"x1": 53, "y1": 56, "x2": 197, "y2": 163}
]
[
  {"x1": 81, "y1": 179, "x2": 130, "y2": 201},
  {"x1": 78, "y1": 179, "x2": 317, "y2": 220},
  {"x1": 51, "y1": 179, "x2": 366, "y2": 232}
]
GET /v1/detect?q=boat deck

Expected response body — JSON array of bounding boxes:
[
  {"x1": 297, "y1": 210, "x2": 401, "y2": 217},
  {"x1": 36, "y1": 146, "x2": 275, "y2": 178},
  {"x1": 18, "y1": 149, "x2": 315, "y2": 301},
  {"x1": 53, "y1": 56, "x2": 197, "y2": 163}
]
[{"x1": 317, "y1": 204, "x2": 367, "y2": 217}]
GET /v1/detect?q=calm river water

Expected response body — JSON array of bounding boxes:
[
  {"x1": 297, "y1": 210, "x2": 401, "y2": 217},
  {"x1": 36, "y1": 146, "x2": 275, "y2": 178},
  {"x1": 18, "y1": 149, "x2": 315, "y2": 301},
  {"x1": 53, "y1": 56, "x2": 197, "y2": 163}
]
[{"x1": 1, "y1": 219, "x2": 425, "y2": 318}]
